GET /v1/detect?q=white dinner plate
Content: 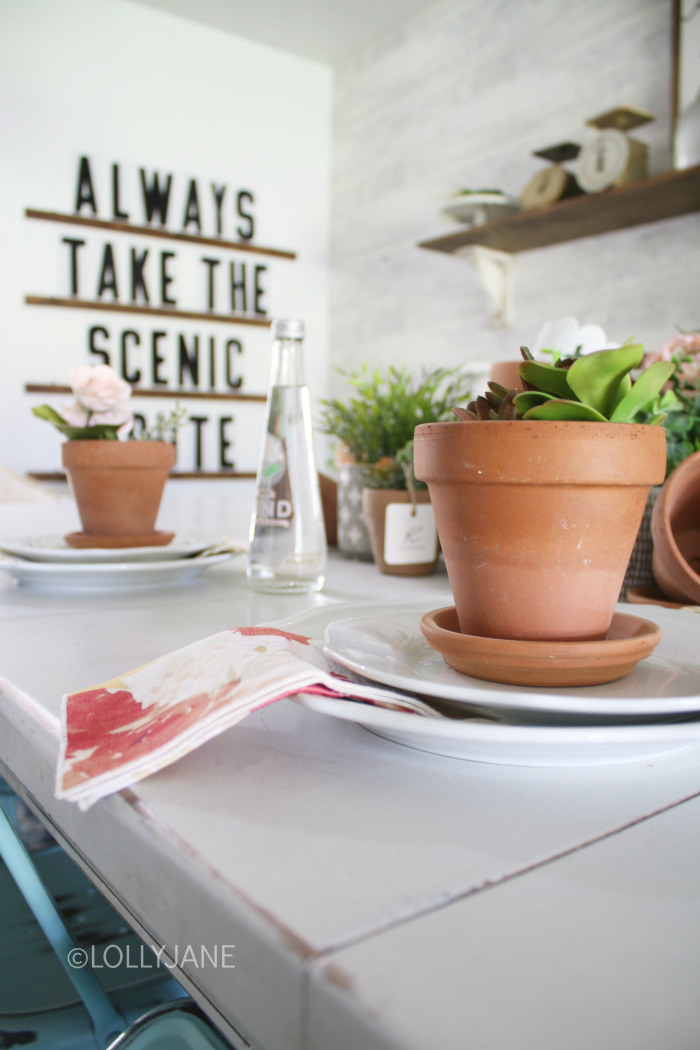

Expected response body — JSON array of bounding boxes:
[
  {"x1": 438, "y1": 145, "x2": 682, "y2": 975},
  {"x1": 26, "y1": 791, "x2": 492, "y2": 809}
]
[
  {"x1": 261, "y1": 599, "x2": 700, "y2": 768},
  {"x1": 0, "y1": 551, "x2": 237, "y2": 592},
  {"x1": 323, "y1": 605, "x2": 700, "y2": 722},
  {"x1": 0, "y1": 535, "x2": 214, "y2": 563}
]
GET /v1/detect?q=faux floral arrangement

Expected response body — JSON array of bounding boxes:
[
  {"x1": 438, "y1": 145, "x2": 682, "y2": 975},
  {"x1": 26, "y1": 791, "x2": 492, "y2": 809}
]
[
  {"x1": 32, "y1": 364, "x2": 184, "y2": 442},
  {"x1": 639, "y1": 330, "x2": 700, "y2": 477}
]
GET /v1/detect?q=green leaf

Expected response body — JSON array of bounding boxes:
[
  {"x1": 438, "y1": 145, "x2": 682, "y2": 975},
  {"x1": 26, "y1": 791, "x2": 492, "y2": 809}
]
[
  {"x1": 512, "y1": 391, "x2": 557, "y2": 414},
  {"x1": 523, "y1": 399, "x2": 608, "y2": 422},
  {"x1": 58, "y1": 424, "x2": 121, "y2": 440},
  {"x1": 566, "y1": 344, "x2": 644, "y2": 417},
  {"x1": 612, "y1": 372, "x2": 632, "y2": 410},
  {"x1": 32, "y1": 404, "x2": 67, "y2": 426},
  {"x1": 519, "y1": 361, "x2": 575, "y2": 399},
  {"x1": 645, "y1": 412, "x2": 667, "y2": 426},
  {"x1": 610, "y1": 361, "x2": 676, "y2": 423}
]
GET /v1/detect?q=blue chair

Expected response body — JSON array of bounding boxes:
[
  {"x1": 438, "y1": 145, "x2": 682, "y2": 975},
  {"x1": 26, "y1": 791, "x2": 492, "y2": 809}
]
[{"x1": 0, "y1": 782, "x2": 232, "y2": 1049}]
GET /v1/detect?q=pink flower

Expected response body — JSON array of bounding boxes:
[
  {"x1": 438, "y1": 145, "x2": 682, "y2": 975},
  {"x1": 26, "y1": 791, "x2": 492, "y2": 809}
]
[
  {"x1": 66, "y1": 364, "x2": 132, "y2": 413},
  {"x1": 641, "y1": 334, "x2": 700, "y2": 390}
]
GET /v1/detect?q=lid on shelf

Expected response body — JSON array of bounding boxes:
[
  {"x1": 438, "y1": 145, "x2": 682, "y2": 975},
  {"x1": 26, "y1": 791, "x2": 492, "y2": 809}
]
[{"x1": 586, "y1": 106, "x2": 655, "y2": 132}]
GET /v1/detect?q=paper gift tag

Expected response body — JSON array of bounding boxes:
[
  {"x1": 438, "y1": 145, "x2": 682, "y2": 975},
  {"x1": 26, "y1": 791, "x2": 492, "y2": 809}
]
[{"x1": 384, "y1": 503, "x2": 438, "y2": 565}]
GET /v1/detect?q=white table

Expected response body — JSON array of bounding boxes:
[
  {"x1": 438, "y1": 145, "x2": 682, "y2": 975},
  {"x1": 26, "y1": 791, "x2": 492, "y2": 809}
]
[{"x1": 1, "y1": 489, "x2": 700, "y2": 1050}]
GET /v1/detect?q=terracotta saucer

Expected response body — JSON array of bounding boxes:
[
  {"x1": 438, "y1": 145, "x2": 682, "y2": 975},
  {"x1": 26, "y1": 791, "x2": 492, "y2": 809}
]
[
  {"x1": 420, "y1": 606, "x2": 662, "y2": 688},
  {"x1": 64, "y1": 531, "x2": 175, "y2": 549}
]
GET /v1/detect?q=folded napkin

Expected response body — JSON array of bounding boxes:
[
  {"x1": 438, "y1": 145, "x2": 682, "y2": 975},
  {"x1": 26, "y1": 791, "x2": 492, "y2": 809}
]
[{"x1": 56, "y1": 625, "x2": 440, "y2": 809}]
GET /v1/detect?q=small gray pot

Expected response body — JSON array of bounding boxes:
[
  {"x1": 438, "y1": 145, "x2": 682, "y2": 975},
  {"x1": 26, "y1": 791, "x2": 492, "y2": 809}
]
[{"x1": 337, "y1": 464, "x2": 373, "y2": 559}]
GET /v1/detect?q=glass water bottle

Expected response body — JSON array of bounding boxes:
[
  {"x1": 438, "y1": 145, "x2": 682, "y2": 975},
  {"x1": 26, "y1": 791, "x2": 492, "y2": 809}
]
[{"x1": 247, "y1": 319, "x2": 327, "y2": 593}]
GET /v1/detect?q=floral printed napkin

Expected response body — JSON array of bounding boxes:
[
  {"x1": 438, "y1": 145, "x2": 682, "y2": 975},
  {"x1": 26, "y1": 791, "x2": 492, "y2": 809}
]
[{"x1": 55, "y1": 626, "x2": 440, "y2": 809}]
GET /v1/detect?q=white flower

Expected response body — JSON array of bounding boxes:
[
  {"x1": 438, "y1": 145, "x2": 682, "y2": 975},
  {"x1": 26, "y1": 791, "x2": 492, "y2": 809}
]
[
  {"x1": 60, "y1": 398, "x2": 134, "y2": 440},
  {"x1": 60, "y1": 402, "x2": 89, "y2": 427},
  {"x1": 532, "y1": 317, "x2": 619, "y2": 359},
  {"x1": 66, "y1": 364, "x2": 132, "y2": 413}
]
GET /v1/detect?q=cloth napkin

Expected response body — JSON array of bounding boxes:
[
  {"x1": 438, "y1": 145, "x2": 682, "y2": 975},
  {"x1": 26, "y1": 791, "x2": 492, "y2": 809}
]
[{"x1": 55, "y1": 625, "x2": 440, "y2": 809}]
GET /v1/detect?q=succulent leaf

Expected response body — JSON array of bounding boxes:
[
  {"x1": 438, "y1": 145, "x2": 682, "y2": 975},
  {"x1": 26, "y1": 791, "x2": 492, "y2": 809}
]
[
  {"x1": 523, "y1": 399, "x2": 608, "y2": 422},
  {"x1": 487, "y1": 381, "x2": 509, "y2": 399},
  {"x1": 609, "y1": 361, "x2": 676, "y2": 423},
  {"x1": 519, "y1": 361, "x2": 575, "y2": 400},
  {"x1": 512, "y1": 391, "x2": 557, "y2": 414},
  {"x1": 566, "y1": 344, "x2": 644, "y2": 417}
]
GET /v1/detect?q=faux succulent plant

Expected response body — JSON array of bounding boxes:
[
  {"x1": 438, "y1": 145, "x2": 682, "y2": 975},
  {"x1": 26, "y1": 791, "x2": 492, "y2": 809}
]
[{"x1": 454, "y1": 342, "x2": 675, "y2": 425}]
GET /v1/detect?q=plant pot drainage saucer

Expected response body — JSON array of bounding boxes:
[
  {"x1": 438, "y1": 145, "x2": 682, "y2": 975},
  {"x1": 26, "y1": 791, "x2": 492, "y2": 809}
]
[
  {"x1": 64, "y1": 531, "x2": 175, "y2": 549},
  {"x1": 420, "y1": 606, "x2": 662, "y2": 688}
]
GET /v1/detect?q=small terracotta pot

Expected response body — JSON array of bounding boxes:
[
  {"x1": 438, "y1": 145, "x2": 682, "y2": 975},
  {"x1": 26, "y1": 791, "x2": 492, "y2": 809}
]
[
  {"x1": 62, "y1": 440, "x2": 176, "y2": 537},
  {"x1": 651, "y1": 451, "x2": 700, "y2": 603},
  {"x1": 414, "y1": 421, "x2": 666, "y2": 642},
  {"x1": 489, "y1": 361, "x2": 524, "y2": 393},
  {"x1": 361, "y1": 488, "x2": 438, "y2": 576}
]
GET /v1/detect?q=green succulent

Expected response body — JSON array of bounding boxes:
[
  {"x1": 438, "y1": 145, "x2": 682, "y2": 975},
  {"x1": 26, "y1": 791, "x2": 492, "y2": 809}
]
[{"x1": 454, "y1": 342, "x2": 674, "y2": 425}]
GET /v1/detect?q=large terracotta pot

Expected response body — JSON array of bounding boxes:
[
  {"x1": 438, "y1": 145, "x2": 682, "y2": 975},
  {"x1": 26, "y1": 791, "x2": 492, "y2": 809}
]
[
  {"x1": 361, "y1": 488, "x2": 438, "y2": 576},
  {"x1": 489, "y1": 361, "x2": 524, "y2": 393},
  {"x1": 414, "y1": 421, "x2": 666, "y2": 642},
  {"x1": 651, "y1": 451, "x2": 700, "y2": 603},
  {"x1": 62, "y1": 440, "x2": 175, "y2": 537}
]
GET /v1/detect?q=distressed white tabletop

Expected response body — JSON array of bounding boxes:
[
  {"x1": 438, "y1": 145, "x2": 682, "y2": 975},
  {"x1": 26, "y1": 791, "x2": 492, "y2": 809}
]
[{"x1": 1, "y1": 486, "x2": 699, "y2": 1050}]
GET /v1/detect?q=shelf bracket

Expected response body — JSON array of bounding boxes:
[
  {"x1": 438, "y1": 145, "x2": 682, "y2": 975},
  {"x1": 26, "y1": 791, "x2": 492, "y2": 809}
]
[{"x1": 455, "y1": 245, "x2": 515, "y2": 328}]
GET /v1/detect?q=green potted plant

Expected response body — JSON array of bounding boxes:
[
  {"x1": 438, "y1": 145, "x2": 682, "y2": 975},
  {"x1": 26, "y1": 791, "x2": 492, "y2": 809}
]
[
  {"x1": 414, "y1": 343, "x2": 672, "y2": 641},
  {"x1": 319, "y1": 366, "x2": 471, "y2": 570},
  {"x1": 32, "y1": 365, "x2": 182, "y2": 548}
]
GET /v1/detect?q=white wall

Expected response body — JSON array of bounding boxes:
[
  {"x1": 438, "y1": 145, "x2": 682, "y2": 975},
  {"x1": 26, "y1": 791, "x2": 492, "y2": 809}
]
[
  {"x1": 330, "y1": 0, "x2": 700, "y2": 391},
  {"x1": 0, "y1": 0, "x2": 332, "y2": 475}
]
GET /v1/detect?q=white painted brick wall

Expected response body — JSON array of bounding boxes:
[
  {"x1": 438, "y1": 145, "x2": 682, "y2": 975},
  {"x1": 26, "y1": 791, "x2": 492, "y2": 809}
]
[{"x1": 330, "y1": 0, "x2": 699, "y2": 394}]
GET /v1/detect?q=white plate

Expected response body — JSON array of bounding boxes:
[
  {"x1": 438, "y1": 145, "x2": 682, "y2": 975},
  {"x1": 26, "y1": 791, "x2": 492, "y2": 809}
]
[
  {"x1": 323, "y1": 605, "x2": 700, "y2": 722},
  {"x1": 261, "y1": 600, "x2": 700, "y2": 767},
  {"x1": 295, "y1": 692, "x2": 700, "y2": 767},
  {"x1": 0, "y1": 535, "x2": 214, "y2": 563},
  {"x1": 0, "y1": 551, "x2": 236, "y2": 592}
]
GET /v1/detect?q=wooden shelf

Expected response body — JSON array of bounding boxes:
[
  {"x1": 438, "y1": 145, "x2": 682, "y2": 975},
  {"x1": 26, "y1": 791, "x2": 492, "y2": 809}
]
[
  {"x1": 25, "y1": 384, "x2": 266, "y2": 403},
  {"x1": 418, "y1": 165, "x2": 700, "y2": 255}
]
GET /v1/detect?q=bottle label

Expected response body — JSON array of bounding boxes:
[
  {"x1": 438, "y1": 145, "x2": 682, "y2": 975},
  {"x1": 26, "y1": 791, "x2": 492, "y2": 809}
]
[{"x1": 256, "y1": 434, "x2": 294, "y2": 528}]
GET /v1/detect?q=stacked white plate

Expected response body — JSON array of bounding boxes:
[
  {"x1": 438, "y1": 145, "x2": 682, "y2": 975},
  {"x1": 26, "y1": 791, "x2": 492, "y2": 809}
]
[
  {"x1": 264, "y1": 599, "x2": 700, "y2": 769},
  {"x1": 0, "y1": 535, "x2": 244, "y2": 592}
]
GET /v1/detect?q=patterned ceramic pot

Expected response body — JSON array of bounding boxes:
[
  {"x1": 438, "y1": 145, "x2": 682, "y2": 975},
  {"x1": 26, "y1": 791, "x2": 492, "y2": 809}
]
[{"x1": 337, "y1": 464, "x2": 373, "y2": 559}]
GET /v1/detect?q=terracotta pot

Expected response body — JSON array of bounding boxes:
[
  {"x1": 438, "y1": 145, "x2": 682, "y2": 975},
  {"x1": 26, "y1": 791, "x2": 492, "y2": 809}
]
[
  {"x1": 361, "y1": 488, "x2": 438, "y2": 576},
  {"x1": 414, "y1": 421, "x2": 666, "y2": 642},
  {"x1": 651, "y1": 451, "x2": 700, "y2": 603},
  {"x1": 62, "y1": 440, "x2": 176, "y2": 537},
  {"x1": 489, "y1": 361, "x2": 524, "y2": 393}
]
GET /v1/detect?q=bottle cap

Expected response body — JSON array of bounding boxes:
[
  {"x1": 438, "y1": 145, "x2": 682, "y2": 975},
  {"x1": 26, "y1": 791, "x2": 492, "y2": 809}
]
[{"x1": 272, "y1": 318, "x2": 304, "y2": 340}]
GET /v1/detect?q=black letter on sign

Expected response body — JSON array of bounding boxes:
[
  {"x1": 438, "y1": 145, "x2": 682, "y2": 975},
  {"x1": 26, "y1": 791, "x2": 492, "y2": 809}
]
[
  {"x1": 130, "y1": 249, "x2": 149, "y2": 303},
  {"x1": 178, "y1": 334, "x2": 199, "y2": 387},
  {"x1": 182, "y1": 180, "x2": 201, "y2": 231},
  {"x1": 62, "y1": 238, "x2": 85, "y2": 295},
  {"x1": 254, "y1": 265, "x2": 267, "y2": 316},
  {"x1": 230, "y1": 262, "x2": 246, "y2": 313},
  {"x1": 132, "y1": 413, "x2": 147, "y2": 439},
  {"x1": 89, "y1": 326, "x2": 110, "y2": 365},
  {"x1": 201, "y1": 257, "x2": 220, "y2": 310},
  {"x1": 140, "y1": 169, "x2": 172, "y2": 225},
  {"x1": 121, "y1": 330, "x2": 141, "y2": 383},
  {"x1": 208, "y1": 336, "x2": 216, "y2": 389},
  {"x1": 212, "y1": 184, "x2": 226, "y2": 235},
  {"x1": 236, "y1": 191, "x2": 254, "y2": 240},
  {"x1": 189, "y1": 416, "x2": 208, "y2": 469},
  {"x1": 75, "y1": 156, "x2": 98, "y2": 214},
  {"x1": 151, "y1": 331, "x2": 168, "y2": 386},
  {"x1": 97, "y1": 244, "x2": 119, "y2": 299},
  {"x1": 160, "y1": 252, "x2": 176, "y2": 305},
  {"x1": 112, "y1": 164, "x2": 129, "y2": 220},
  {"x1": 225, "y1": 339, "x2": 243, "y2": 388},
  {"x1": 219, "y1": 417, "x2": 234, "y2": 469}
]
